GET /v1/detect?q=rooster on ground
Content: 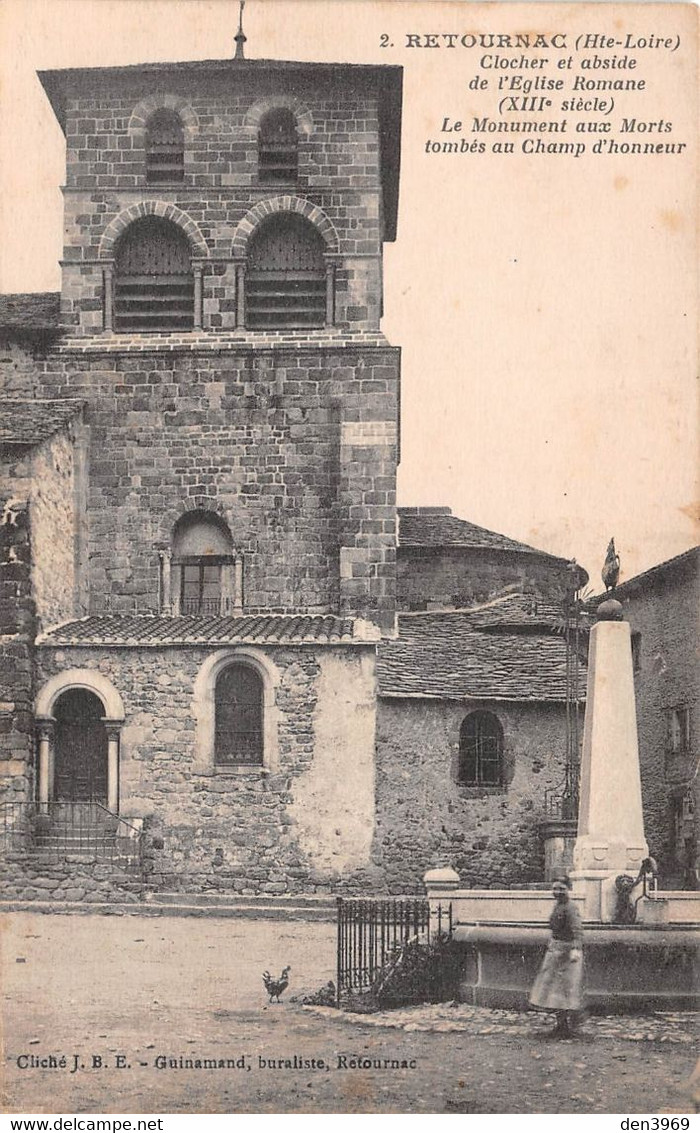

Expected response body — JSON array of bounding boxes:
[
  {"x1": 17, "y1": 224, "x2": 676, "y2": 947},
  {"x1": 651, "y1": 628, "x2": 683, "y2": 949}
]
[{"x1": 262, "y1": 965, "x2": 291, "y2": 1003}]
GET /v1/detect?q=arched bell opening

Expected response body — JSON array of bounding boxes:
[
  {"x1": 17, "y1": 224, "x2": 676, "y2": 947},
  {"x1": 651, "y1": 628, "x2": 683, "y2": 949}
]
[{"x1": 113, "y1": 216, "x2": 194, "y2": 333}]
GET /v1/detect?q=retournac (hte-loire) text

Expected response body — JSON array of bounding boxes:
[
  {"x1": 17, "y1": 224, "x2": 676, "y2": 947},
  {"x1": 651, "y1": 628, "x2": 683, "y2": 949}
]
[{"x1": 379, "y1": 29, "x2": 688, "y2": 158}]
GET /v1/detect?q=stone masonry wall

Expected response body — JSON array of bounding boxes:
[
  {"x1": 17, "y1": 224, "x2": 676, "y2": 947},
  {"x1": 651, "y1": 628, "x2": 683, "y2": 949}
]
[
  {"x1": 374, "y1": 698, "x2": 568, "y2": 892},
  {"x1": 0, "y1": 338, "x2": 54, "y2": 398},
  {"x1": 35, "y1": 642, "x2": 378, "y2": 894},
  {"x1": 6, "y1": 345, "x2": 398, "y2": 624},
  {"x1": 0, "y1": 854, "x2": 145, "y2": 904},
  {"x1": 0, "y1": 425, "x2": 80, "y2": 804},
  {"x1": 618, "y1": 560, "x2": 699, "y2": 883},
  {"x1": 28, "y1": 431, "x2": 81, "y2": 631},
  {"x1": 59, "y1": 70, "x2": 385, "y2": 333},
  {"x1": 397, "y1": 547, "x2": 573, "y2": 611},
  {"x1": 0, "y1": 429, "x2": 80, "y2": 632},
  {"x1": 0, "y1": 496, "x2": 34, "y2": 803}
]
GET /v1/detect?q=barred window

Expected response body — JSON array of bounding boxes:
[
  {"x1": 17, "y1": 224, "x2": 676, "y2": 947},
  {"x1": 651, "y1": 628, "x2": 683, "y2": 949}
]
[
  {"x1": 146, "y1": 109, "x2": 185, "y2": 184},
  {"x1": 458, "y1": 711, "x2": 504, "y2": 787},
  {"x1": 181, "y1": 562, "x2": 223, "y2": 617},
  {"x1": 258, "y1": 108, "x2": 298, "y2": 184},
  {"x1": 215, "y1": 664, "x2": 264, "y2": 766},
  {"x1": 246, "y1": 214, "x2": 326, "y2": 329},
  {"x1": 172, "y1": 511, "x2": 233, "y2": 616}
]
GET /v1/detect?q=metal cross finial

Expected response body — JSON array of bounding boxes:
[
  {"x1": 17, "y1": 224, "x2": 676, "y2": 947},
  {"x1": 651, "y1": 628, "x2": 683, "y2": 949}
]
[{"x1": 234, "y1": 0, "x2": 247, "y2": 59}]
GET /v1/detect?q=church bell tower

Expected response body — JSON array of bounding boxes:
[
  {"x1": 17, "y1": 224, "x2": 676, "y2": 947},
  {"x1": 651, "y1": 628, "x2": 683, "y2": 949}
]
[{"x1": 38, "y1": 41, "x2": 403, "y2": 631}]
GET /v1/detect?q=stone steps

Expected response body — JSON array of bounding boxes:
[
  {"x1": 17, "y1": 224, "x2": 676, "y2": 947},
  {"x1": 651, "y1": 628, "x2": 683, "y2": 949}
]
[
  {"x1": 150, "y1": 891, "x2": 338, "y2": 910},
  {"x1": 23, "y1": 850, "x2": 141, "y2": 867},
  {"x1": 34, "y1": 839, "x2": 119, "y2": 850},
  {"x1": 0, "y1": 894, "x2": 339, "y2": 920}
]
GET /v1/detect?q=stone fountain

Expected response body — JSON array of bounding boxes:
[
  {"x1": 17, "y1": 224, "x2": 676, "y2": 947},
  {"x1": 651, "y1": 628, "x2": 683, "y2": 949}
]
[{"x1": 424, "y1": 555, "x2": 699, "y2": 1012}]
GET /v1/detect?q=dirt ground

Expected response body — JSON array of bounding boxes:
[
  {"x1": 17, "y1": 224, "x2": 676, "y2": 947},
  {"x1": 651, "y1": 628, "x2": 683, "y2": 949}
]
[{"x1": 1, "y1": 911, "x2": 696, "y2": 1115}]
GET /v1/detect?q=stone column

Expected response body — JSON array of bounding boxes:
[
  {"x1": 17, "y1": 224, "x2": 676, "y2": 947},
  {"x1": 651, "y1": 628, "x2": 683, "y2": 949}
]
[
  {"x1": 193, "y1": 264, "x2": 204, "y2": 330},
  {"x1": 235, "y1": 263, "x2": 247, "y2": 328},
  {"x1": 424, "y1": 867, "x2": 461, "y2": 934},
  {"x1": 103, "y1": 263, "x2": 114, "y2": 333},
  {"x1": 325, "y1": 260, "x2": 336, "y2": 327},
  {"x1": 571, "y1": 598, "x2": 649, "y2": 920},
  {"x1": 220, "y1": 560, "x2": 235, "y2": 615},
  {"x1": 159, "y1": 550, "x2": 172, "y2": 614},
  {"x1": 234, "y1": 554, "x2": 244, "y2": 612},
  {"x1": 171, "y1": 562, "x2": 182, "y2": 616},
  {"x1": 36, "y1": 717, "x2": 54, "y2": 812},
  {"x1": 104, "y1": 724, "x2": 121, "y2": 814}
]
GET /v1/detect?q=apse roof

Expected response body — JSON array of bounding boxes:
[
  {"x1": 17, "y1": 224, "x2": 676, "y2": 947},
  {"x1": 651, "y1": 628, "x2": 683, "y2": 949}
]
[
  {"x1": 399, "y1": 508, "x2": 563, "y2": 557},
  {"x1": 377, "y1": 611, "x2": 578, "y2": 702}
]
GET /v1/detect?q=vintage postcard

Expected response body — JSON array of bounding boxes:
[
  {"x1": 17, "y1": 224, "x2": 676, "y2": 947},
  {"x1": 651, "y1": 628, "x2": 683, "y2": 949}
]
[{"x1": 0, "y1": 0, "x2": 697, "y2": 1119}]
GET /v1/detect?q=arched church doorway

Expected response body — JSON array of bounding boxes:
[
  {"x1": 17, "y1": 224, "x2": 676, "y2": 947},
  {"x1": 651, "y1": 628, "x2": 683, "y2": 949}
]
[{"x1": 53, "y1": 690, "x2": 108, "y2": 803}]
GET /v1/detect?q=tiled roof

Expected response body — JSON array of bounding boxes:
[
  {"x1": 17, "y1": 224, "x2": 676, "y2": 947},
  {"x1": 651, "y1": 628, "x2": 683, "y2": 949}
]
[
  {"x1": 0, "y1": 293, "x2": 60, "y2": 332},
  {"x1": 38, "y1": 614, "x2": 358, "y2": 647},
  {"x1": 398, "y1": 508, "x2": 557, "y2": 557},
  {"x1": 0, "y1": 399, "x2": 85, "y2": 446},
  {"x1": 377, "y1": 612, "x2": 579, "y2": 701}
]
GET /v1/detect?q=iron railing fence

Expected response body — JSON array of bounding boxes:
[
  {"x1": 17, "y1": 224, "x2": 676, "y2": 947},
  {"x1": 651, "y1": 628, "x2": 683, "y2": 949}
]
[
  {"x1": 544, "y1": 580, "x2": 586, "y2": 822},
  {"x1": 544, "y1": 768, "x2": 580, "y2": 821},
  {"x1": 0, "y1": 800, "x2": 144, "y2": 867},
  {"x1": 336, "y1": 897, "x2": 453, "y2": 1005}
]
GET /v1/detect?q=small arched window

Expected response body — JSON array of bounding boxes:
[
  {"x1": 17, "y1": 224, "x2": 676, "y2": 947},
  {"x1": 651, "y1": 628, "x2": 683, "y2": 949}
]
[
  {"x1": 215, "y1": 663, "x2": 264, "y2": 766},
  {"x1": 246, "y1": 214, "x2": 326, "y2": 329},
  {"x1": 114, "y1": 217, "x2": 193, "y2": 332},
  {"x1": 145, "y1": 109, "x2": 185, "y2": 184},
  {"x1": 172, "y1": 511, "x2": 233, "y2": 616},
  {"x1": 458, "y1": 711, "x2": 504, "y2": 787},
  {"x1": 258, "y1": 108, "x2": 298, "y2": 184}
]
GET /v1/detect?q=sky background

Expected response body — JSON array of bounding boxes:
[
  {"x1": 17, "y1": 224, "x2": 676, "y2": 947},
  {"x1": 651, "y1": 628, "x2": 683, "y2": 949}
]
[{"x1": 0, "y1": 0, "x2": 696, "y2": 587}]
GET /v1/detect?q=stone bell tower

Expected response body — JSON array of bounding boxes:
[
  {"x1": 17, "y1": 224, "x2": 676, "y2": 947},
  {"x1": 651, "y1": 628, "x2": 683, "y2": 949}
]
[{"x1": 36, "y1": 46, "x2": 403, "y2": 631}]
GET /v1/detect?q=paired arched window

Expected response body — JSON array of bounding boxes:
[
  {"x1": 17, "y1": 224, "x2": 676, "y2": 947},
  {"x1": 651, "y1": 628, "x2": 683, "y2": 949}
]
[
  {"x1": 246, "y1": 213, "x2": 326, "y2": 329},
  {"x1": 214, "y1": 663, "x2": 264, "y2": 766},
  {"x1": 172, "y1": 512, "x2": 234, "y2": 616},
  {"x1": 258, "y1": 108, "x2": 298, "y2": 184},
  {"x1": 458, "y1": 711, "x2": 504, "y2": 787},
  {"x1": 145, "y1": 109, "x2": 185, "y2": 184},
  {"x1": 114, "y1": 216, "x2": 194, "y2": 332}
]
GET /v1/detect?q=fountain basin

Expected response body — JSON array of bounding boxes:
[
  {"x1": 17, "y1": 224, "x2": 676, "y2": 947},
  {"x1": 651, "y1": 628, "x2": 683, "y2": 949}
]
[{"x1": 451, "y1": 922, "x2": 700, "y2": 1013}]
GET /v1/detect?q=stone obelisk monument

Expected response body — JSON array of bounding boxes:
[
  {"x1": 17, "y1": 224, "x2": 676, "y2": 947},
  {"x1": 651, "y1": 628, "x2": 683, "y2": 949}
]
[{"x1": 572, "y1": 544, "x2": 649, "y2": 920}]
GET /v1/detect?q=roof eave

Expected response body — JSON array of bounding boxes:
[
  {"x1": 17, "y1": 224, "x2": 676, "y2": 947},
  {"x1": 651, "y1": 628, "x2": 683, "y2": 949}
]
[
  {"x1": 378, "y1": 690, "x2": 572, "y2": 703},
  {"x1": 592, "y1": 546, "x2": 699, "y2": 601}
]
